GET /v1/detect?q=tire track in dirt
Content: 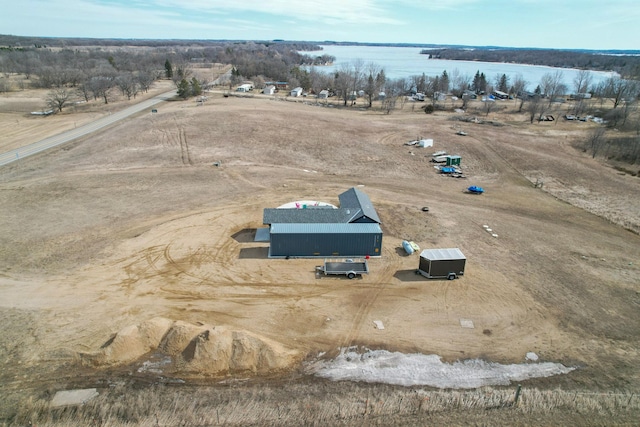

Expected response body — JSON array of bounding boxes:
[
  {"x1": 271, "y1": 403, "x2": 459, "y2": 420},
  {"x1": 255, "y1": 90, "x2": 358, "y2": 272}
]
[{"x1": 338, "y1": 246, "x2": 400, "y2": 349}]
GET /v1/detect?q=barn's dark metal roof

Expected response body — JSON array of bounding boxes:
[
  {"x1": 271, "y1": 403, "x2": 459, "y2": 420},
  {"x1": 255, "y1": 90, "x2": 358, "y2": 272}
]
[{"x1": 263, "y1": 187, "x2": 381, "y2": 225}]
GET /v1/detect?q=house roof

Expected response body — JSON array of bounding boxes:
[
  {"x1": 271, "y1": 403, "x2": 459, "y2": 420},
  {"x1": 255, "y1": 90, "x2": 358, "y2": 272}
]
[
  {"x1": 263, "y1": 187, "x2": 381, "y2": 225},
  {"x1": 339, "y1": 187, "x2": 381, "y2": 223},
  {"x1": 263, "y1": 207, "x2": 358, "y2": 224}
]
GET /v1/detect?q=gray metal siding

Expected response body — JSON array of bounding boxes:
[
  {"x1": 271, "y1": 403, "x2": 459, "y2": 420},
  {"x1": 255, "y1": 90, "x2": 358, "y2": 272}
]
[{"x1": 269, "y1": 224, "x2": 382, "y2": 257}]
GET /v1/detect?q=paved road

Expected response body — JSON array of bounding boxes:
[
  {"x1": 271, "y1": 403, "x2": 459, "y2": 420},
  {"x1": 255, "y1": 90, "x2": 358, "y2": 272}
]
[{"x1": 0, "y1": 90, "x2": 176, "y2": 167}]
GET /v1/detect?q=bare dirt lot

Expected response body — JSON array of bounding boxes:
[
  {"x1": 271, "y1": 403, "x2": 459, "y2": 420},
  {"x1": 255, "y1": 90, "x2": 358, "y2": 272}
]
[{"x1": 0, "y1": 84, "x2": 639, "y2": 425}]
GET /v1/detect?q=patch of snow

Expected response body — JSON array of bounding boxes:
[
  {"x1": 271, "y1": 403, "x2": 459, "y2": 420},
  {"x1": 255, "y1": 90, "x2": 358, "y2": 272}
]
[
  {"x1": 373, "y1": 320, "x2": 385, "y2": 330},
  {"x1": 526, "y1": 352, "x2": 539, "y2": 361},
  {"x1": 307, "y1": 348, "x2": 574, "y2": 389},
  {"x1": 460, "y1": 319, "x2": 475, "y2": 329},
  {"x1": 51, "y1": 389, "x2": 99, "y2": 407}
]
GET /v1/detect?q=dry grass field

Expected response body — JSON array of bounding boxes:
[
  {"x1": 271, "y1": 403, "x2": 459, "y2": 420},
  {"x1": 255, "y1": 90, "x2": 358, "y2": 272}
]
[{"x1": 0, "y1": 79, "x2": 639, "y2": 425}]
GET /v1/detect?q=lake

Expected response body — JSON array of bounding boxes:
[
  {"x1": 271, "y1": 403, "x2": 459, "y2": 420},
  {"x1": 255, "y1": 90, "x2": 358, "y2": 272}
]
[{"x1": 305, "y1": 45, "x2": 616, "y2": 92}]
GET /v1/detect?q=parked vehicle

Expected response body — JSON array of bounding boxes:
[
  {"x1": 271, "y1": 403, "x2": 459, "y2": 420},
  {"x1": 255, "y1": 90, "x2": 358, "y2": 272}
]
[{"x1": 316, "y1": 258, "x2": 369, "y2": 279}]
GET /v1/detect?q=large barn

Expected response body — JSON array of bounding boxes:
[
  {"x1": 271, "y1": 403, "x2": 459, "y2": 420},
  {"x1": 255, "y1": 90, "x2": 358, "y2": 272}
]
[{"x1": 259, "y1": 187, "x2": 383, "y2": 258}]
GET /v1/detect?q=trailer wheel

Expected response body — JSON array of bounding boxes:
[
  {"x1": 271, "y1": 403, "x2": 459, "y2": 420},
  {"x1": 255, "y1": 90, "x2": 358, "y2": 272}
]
[
  {"x1": 447, "y1": 273, "x2": 456, "y2": 280},
  {"x1": 347, "y1": 272, "x2": 356, "y2": 279}
]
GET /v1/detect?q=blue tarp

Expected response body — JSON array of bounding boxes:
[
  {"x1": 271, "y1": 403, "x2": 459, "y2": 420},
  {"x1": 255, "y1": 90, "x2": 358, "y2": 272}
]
[
  {"x1": 468, "y1": 186, "x2": 484, "y2": 193},
  {"x1": 440, "y1": 167, "x2": 456, "y2": 174}
]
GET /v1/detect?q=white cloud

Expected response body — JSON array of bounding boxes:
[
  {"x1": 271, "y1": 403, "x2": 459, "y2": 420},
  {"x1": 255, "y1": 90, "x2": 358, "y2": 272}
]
[{"x1": 154, "y1": 0, "x2": 401, "y2": 25}]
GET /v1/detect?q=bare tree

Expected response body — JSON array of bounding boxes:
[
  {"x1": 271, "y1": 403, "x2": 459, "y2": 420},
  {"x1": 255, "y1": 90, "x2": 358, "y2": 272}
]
[
  {"x1": 309, "y1": 68, "x2": 329, "y2": 102},
  {"x1": 483, "y1": 98, "x2": 497, "y2": 116},
  {"x1": 585, "y1": 127, "x2": 607, "y2": 158},
  {"x1": 539, "y1": 70, "x2": 566, "y2": 106},
  {"x1": 115, "y1": 73, "x2": 138, "y2": 100},
  {"x1": 364, "y1": 62, "x2": 384, "y2": 108},
  {"x1": 172, "y1": 63, "x2": 192, "y2": 87},
  {"x1": 136, "y1": 71, "x2": 156, "y2": 93},
  {"x1": 603, "y1": 77, "x2": 639, "y2": 109},
  {"x1": 526, "y1": 95, "x2": 546, "y2": 123},
  {"x1": 511, "y1": 74, "x2": 528, "y2": 111},
  {"x1": 334, "y1": 63, "x2": 352, "y2": 106},
  {"x1": 88, "y1": 75, "x2": 114, "y2": 104},
  {"x1": 449, "y1": 68, "x2": 470, "y2": 97},
  {"x1": 45, "y1": 88, "x2": 72, "y2": 112},
  {"x1": 573, "y1": 70, "x2": 593, "y2": 95}
]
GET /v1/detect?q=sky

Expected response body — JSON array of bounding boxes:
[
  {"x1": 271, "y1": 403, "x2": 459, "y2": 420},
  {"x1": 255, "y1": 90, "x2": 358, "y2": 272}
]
[{"x1": 2, "y1": 0, "x2": 639, "y2": 50}]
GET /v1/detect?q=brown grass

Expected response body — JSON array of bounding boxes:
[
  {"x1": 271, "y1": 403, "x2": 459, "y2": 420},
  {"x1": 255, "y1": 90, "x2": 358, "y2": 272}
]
[{"x1": 10, "y1": 383, "x2": 640, "y2": 426}]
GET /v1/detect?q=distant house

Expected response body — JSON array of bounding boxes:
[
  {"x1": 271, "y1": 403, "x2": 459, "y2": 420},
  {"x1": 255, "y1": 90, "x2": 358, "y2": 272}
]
[
  {"x1": 570, "y1": 93, "x2": 592, "y2": 100},
  {"x1": 492, "y1": 90, "x2": 509, "y2": 100},
  {"x1": 236, "y1": 83, "x2": 253, "y2": 92},
  {"x1": 378, "y1": 92, "x2": 386, "y2": 100},
  {"x1": 263, "y1": 85, "x2": 276, "y2": 95},
  {"x1": 434, "y1": 92, "x2": 446, "y2": 101},
  {"x1": 318, "y1": 89, "x2": 329, "y2": 99},
  {"x1": 290, "y1": 87, "x2": 303, "y2": 97},
  {"x1": 462, "y1": 90, "x2": 477, "y2": 100}
]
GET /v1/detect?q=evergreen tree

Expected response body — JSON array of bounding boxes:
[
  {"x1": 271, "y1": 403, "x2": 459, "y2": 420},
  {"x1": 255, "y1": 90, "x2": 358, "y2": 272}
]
[
  {"x1": 498, "y1": 74, "x2": 509, "y2": 93},
  {"x1": 472, "y1": 70, "x2": 481, "y2": 93},
  {"x1": 190, "y1": 77, "x2": 202, "y2": 96},
  {"x1": 164, "y1": 59, "x2": 173, "y2": 79},
  {"x1": 375, "y1": 70, "x2": 386, "y2": 91},
  {"x1": 177, "y1": 78, "x2": 190, "y2": 99},
  {"x1": 440, "y1": 70, "x2": 450, "y2": 93}
]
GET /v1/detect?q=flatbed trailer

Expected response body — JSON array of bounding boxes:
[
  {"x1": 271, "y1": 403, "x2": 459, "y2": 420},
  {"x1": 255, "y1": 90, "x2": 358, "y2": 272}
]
[{"x1": 316, "y1": 258, "x2": 369, "y2": 279}]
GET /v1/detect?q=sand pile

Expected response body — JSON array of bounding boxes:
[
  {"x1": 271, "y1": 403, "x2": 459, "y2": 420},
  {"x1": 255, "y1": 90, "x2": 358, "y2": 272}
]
[{"x1": 81, "y1": 318, "x2": 301, "y2": 376}]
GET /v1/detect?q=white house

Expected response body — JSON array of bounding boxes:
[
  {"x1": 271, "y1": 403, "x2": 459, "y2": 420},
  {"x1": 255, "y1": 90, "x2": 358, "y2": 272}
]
[
  {"x1": 290, "y1": 87, "x2": 303, "y2": 97},
  {"x1": 318, "y1": 89, "x2": 329, "y2": 99},
  {"x1": 263, "y1": 85, "x2": 276, "y2": 95}
]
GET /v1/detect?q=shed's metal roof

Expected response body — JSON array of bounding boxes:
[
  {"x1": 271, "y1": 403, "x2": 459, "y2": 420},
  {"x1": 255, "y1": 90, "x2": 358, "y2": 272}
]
[
  {"x1": 270, "y1": 223, "x2": 382, "y2": 234},
  {"x1": 419, "y1": 248, "x2": 466, "y2": 261}
]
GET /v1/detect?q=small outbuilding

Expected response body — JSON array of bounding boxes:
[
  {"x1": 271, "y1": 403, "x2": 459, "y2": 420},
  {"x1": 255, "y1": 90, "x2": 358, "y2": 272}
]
[
  {"x1": 290, "y1": 87, "x2": 303, "y2": 97},
  {"x1": 445, "y1": 155, "x2": 461, "y2": 166},
  {"x1": 416, "y1": 248, "x2": 466, "y2": 280},
  {"x1": 263, "y1": 85, "x2": 276, "y2": 95}
]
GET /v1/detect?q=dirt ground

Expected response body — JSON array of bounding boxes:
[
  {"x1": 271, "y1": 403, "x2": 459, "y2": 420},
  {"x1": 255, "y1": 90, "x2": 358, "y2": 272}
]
[{"x1": 0, "y1": 81, "x2": 639, "y2": 423}]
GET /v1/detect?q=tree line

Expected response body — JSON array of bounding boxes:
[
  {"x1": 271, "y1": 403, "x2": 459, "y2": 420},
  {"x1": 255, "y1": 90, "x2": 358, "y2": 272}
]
[
  {"x1": 421, "y1": 48, "x2": 640, "y2": 79},
  {"x1": 1, "y1": 36, "x2": 638, "y2": 165}
]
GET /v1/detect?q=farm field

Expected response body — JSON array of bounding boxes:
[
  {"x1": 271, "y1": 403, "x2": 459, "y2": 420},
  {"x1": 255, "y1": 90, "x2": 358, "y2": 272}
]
[{"x1": 0, "y1": 82, "x2": 639, "y2": 425}]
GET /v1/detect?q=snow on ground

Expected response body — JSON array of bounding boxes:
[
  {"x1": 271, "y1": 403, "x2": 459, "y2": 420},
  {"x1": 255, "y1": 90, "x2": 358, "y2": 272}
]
[{"x1": 306, "y1": 348, "x2": 575, "y2": 389}]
